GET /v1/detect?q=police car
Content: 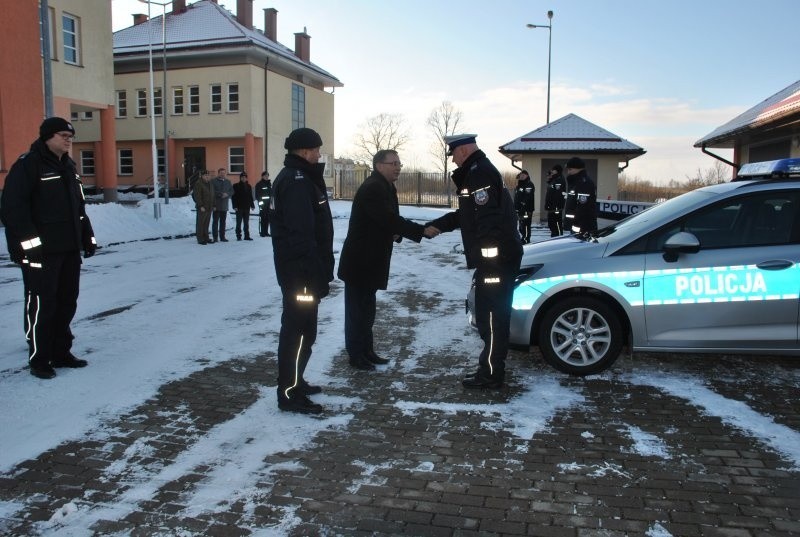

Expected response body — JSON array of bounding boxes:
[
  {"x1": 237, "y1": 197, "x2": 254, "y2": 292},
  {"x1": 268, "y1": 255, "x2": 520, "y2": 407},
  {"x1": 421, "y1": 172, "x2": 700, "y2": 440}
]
[{"x1": 468, "y1": 158, "x2": 800, "y2": 375}]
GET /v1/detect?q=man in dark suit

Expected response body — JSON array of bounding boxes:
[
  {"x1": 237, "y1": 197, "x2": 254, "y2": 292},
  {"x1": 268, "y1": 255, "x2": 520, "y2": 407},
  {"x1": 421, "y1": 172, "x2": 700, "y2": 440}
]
[{"x1": 337, "y1": 149, "x2": 439, "y2": 370}]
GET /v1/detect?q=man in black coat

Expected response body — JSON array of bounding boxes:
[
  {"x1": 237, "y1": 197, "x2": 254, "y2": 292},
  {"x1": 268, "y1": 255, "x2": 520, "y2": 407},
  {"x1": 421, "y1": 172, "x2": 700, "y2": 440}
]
[
  {"x1": 231, "y1": 171, "x2": 255, "y2": 240},
  {"x1": 0, "y1": 117, "x2": 97, "y2": 379},
  {"x1": 513, "y1": 169, "x2": 535, "y2": 243},
  {"x1": 562, "y1": 157, "x2": 598, "y2": 234},
  {"x1": 426, "y1": 134, "x2": 522, "y2": 389},
  {"x1": 270, "y1": 128, "x2": 334, "y2": 414},
  {"x1": 544, "y1": 164, "x2": 566, "y2": 237},
  {"x1": 254, "y1": 171, "x2": 272, "y2": 237},
  {"x1": 337, "y1": 149, "x2": 438, "y2": 371}
]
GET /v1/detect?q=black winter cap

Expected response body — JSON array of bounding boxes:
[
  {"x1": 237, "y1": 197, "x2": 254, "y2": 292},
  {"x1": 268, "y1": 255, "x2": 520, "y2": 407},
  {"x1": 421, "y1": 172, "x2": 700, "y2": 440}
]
[
  {"x1": 284, "y1": 128, "x2": 323, "y2": 150},
  {"x1": 39, "y1": 117, "x2": 75, "y2": 141},
  {"x1": 551, "y1": 164, "x2": 563, "y2": 174},
  {"x1": 565, "y1": 157, "x2": 585, "y2": 169}
]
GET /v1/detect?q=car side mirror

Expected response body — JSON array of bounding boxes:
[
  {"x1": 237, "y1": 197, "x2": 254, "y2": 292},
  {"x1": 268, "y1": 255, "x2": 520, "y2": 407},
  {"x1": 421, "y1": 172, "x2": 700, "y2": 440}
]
[{"x1": 662, "y1": 231, "x2": 700, "y2": 262}]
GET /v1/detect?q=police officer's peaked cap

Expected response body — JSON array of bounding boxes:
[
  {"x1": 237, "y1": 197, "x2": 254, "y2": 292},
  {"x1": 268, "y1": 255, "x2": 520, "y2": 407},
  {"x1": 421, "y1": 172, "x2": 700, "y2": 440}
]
[
  {"x1": 284, "y1": 128, "x2": 323, "y2": 150},
  {"x1": 565, "y1": 157, "x2": 585, "y2": 169},
  {"x1": 39, "y1": 117, "x2": 75, "y2": 141},
  {"x1": 443, "y1": 133, "x2": 477, "y2": 155}
]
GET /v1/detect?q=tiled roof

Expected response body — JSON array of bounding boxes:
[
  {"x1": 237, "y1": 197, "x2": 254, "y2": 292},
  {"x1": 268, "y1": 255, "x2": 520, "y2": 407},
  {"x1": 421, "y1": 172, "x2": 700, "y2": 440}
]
[
  {"x1": 499, "y1": 113, "x2": 645, "y2": 156},
  {"x1": 113, "y1": 0, "x2": 341, "y2": 86},
  {"x1": 694, "y1": 79, "x2": 800, "y2": 148}
]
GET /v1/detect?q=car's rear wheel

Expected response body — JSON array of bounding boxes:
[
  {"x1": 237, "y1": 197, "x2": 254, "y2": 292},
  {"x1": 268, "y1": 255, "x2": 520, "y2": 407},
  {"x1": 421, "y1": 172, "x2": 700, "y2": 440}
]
[{"x1": 538, "y1": 296, "x2": 623, "y2": 375}]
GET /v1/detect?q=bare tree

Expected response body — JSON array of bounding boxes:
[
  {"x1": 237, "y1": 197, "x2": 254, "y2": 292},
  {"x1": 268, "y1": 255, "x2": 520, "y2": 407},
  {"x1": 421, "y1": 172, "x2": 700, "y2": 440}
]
[
  {"x1": 352, "y1": 113, "x2": 410, "y2": 164},
  {"x1": 685, "y1": 160, "x2": 733, "y2": 188},
  {"x1": 426, "y1": 101, "x2": 464, "y2": 175}
]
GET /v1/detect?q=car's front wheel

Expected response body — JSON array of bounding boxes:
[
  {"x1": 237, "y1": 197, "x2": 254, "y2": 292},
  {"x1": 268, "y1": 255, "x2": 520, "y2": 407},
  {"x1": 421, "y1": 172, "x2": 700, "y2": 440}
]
[{"x1": 538, "y1": 296, "x2": 623, "y2": 375}]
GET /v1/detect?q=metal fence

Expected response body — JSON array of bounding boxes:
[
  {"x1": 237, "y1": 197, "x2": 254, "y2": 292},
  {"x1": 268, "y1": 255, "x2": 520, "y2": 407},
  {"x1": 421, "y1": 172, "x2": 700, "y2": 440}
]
[{"x1": 333, "y1": 169, "x2": 455, "y2": 207}]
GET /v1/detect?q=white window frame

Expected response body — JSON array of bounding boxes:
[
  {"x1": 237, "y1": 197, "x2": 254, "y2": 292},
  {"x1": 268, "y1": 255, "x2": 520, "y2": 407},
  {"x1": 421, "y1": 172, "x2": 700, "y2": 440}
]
[
  {"x1": 136, "y1": 89, "x2": 147, "y2": 117},
  {"x1": 80, "y1": 150, "x2": 95, "y2": 176},
  {"x1": 227, "y1": 83, "x2": 239, "y2": 113},
  {"x1": 116, "y1": 90, "x2": 127, "y2": 118},
  {"x1": 210, "y1": 84, "x2": 222, "y2": 113},
  {"x1": 118, "y1": 149, "x2": 134, "y2": 176},
  {"x1": 172, "y1": 86, "x2": 183, "y2": 115},
  {"x1": 62, "y1": 13, "x2": 80, "y2": 65},
  {"x1": 188, "y1": 85, "x2": 200, "y2": 114},
  {"x1": 228, "y1": 147, "x2": 245, "y2": 173},
  {"x1": 153, "y1": 87, "x2": 163, "y2": 117}
]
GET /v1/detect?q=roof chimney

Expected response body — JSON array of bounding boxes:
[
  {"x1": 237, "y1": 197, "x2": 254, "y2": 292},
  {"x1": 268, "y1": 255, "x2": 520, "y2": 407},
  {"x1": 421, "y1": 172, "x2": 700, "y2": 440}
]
[
  {"x1": 133, "y1": 13, "x2": 149, "y2": 25},
  {"x1": 172, "y1": 0, "x2": 186, "y2": 13},
  {"x1": 264, "y1": 8, "x2": 277, "y2": 41},
  {"x1": 237, "y1": 0, "x2": 253, "y2": 29},
  {"x1": 294, "y1": 28, "x2": 310, "y2": 62}
]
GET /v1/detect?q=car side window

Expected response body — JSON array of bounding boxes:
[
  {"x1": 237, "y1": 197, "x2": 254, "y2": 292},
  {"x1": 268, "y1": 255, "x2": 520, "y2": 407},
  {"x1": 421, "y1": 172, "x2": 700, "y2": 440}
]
[{"x1": 643, "y1": 191, "x2": 800, "y2": 252}]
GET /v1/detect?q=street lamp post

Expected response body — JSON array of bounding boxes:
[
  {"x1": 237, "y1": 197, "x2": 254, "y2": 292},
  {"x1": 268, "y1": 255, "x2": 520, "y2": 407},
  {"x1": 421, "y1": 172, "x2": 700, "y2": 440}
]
[{"x1": 526, "y1": 10, "x2": 553, "y2": 124}]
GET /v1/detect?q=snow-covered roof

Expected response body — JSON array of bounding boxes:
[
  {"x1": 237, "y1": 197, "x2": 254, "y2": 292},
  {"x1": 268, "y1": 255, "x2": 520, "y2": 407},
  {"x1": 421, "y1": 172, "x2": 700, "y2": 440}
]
[
  {"x1": 694, "y1": 79, "x2": 800, "y2": 148},
  {"x1": 113, "y1": 0, "x2": 341, "y2": 87},
  {"x1": 499, "y1": 113, "x2": 645, "y2": 159}
]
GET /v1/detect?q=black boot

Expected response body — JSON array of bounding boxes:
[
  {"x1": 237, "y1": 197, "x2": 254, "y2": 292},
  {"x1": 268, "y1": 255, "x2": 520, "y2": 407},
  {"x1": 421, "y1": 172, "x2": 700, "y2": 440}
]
[
  {"x1": 348, "y1": 355, "x2": 376, "y2": 371},
  {"x1": 278, "y1": 390, "x2": 323, "y2": 414},
  {"x1": 365, "y1": 350, "x2": 390, "y2": 365}
]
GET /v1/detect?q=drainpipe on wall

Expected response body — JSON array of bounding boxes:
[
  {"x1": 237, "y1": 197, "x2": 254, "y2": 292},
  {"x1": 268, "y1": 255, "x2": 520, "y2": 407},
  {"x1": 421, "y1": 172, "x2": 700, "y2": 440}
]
[
  {"x1": 701, "y1": 144, "x2": 739, "y2": 171},
  {"x1": 264, "y1": 57, "x2": 269, "y2": 174},
  {"x1": 40, "y1": 0, "x2": 53, "y2": 117}
]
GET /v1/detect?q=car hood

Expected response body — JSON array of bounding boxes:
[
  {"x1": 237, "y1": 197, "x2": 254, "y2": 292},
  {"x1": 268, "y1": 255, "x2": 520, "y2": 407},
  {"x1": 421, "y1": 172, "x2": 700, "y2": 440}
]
[{"x1": 521, "y1": 236, "x2": 610, "y2": 268}]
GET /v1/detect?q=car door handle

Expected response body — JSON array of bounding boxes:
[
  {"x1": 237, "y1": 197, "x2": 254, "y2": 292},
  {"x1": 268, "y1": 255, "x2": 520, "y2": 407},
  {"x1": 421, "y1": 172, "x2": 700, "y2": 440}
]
[{"x1": 756, "y1": 259, "x2": 794, "y2": 271}]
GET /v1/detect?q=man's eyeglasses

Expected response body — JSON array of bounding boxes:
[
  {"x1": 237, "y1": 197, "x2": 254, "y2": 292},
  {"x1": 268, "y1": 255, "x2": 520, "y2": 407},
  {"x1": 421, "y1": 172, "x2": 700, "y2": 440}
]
[
  {"x1": 381, "y1": 161, "x2": 402, "y2": 167},
  {"x1": 56, "y1": 132, "x2": 74, "y2": 140}
]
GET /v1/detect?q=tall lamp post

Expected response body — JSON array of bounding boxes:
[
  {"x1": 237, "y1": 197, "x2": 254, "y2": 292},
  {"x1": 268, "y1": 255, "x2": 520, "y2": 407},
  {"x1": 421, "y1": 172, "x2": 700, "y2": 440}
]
[
  {"x1": 139, "y1": 0, "x2": 171, "y2": 216},
  {"x1": 526, "y1": 10, "x2": 553, "y2": 124}
]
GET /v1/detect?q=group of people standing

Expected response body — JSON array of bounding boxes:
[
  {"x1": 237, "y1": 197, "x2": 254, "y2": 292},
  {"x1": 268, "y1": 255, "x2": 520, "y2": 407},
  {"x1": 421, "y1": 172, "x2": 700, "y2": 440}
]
[
  {"x1": 515, "y1": 157, "x2": 598, "y2": 241},
  {"x1": 193, "y1": 169, "x2": 273, "y2": 243}
]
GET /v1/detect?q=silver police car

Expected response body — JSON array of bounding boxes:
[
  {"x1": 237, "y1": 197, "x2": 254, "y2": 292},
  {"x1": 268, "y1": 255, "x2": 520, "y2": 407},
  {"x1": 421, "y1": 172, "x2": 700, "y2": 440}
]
[{"x1": 468, "y1": 158, "x2": 800, "y2": 375}]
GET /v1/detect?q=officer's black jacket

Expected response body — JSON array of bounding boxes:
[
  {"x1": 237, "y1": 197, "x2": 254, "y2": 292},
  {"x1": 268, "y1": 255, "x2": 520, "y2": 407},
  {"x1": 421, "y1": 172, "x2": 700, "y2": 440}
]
[
  {"x1": 514, "y1": 178, "x2": 536, "y2": 215},
  {"x1": 427, "y1": 150, "x2": 522, "y2": 269},
  {"x1": 1, "y1": 139, "x2": 94, "y2": 262},
  {"x1": 544, "y1": 173, "x2": 567, "y2": 212},
  {"x1": 563, "y1": 170, "x2": 598, "y2": 233},
  {"x1": 254, "y1": 179, "x2": 272, "y2": 207},
  {"x1": 270, "y1": 153, "x2": 334, "y2": 295}
]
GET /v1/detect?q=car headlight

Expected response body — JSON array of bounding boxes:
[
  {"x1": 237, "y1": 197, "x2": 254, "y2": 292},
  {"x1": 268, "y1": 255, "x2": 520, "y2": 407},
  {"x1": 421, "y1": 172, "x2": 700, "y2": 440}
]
[{"x1": 514, "y1": 264, "x2": 543, "y2": 287}]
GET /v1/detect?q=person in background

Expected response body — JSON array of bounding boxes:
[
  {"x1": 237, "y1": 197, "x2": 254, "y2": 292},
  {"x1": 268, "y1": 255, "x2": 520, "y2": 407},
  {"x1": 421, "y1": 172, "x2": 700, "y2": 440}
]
[
  {"x1": 232, "y1": 171, "x2": 255, "y2": 241},
  {"x1": 544, "y1": 165, "x2": 566, "y2": 237},
  {"x1": 562, "y1": 157, "x2": 598, "y2": 234},
  {"x1": 255, "y1": 171, "x2": 272, "y2": 237},
  {"x1": 193, "y1": 170, "x2": 214, "y2": 245},
  {"x1": 270, "y1": 128, "x2": 334, "y2": 414},
  {"x1": 211, "y1": 168, "x2": 233, "y2": 242},
  {"x1": 513, "y1": 169, "x2": 536, "y2": 244},
  {"x1": 426, "y1": 134, "x2": 522, "y2": 390},
  {"x1": 0, "y1": 117, "x2": 97, "y2": 379},
  {"x1": 337, "y1": 149, "x2": 439, "y2": 371}
]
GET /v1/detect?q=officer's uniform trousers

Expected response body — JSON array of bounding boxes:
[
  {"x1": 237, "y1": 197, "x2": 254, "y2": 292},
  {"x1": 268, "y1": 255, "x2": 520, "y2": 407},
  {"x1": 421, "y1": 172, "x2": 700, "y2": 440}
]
[
  {"x1": 277, "y1": 286, "x2": 318, "y2": 399},
  {"x1": 473, "y1": 260, "x2": 518, "y2": 380}
]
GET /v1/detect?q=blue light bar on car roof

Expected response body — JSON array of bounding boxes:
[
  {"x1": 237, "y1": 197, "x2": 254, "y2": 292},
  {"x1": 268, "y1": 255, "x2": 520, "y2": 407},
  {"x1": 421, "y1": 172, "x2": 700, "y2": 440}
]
[{"x1": 737, "y1": 158, "x2": 800, "y2": 178}]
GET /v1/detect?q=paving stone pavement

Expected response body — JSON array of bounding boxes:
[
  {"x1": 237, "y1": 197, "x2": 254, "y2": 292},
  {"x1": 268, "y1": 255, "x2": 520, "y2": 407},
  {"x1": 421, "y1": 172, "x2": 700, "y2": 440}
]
[{"x1": 1, "y1": 286, "x2": 799, "y2": 536}]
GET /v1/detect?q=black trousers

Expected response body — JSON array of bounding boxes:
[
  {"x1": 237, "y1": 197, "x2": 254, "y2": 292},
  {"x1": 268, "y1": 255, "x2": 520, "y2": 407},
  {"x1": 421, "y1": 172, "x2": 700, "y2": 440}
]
[
  {"x1": 344, "y1": 283, "x2": 377, "y2": 361},
  {"x1": 473, "y1": 261, "x2": 519, "y2": 380},
  {"x1": 518, "y1": 213, "x2": 532, "y2": 243},
  {"x1": 547, "y1": 210, "x2": 563, "y2": 237},
  {"x1": 259, "y1": 208, "x2": 270, "y2": 236},
  {"x1": 235, "y1": 209, "x2": 251, "y2": 239},
  {"x1": 276, "y1": 286, "x2": 319, "y2": 400},
  {"x1": 22, "y1": 251, "x2": 81, "y2": 368},
  {"x1": 212, "y1": 210, "x2": 227, "y2": 240}
]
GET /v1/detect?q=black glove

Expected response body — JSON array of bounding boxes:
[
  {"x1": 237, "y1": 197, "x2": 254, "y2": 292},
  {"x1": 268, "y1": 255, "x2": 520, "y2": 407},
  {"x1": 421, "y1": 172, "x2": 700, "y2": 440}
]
[{"x1": 83, "y1": 237, "x2": 97, "y2": 259}]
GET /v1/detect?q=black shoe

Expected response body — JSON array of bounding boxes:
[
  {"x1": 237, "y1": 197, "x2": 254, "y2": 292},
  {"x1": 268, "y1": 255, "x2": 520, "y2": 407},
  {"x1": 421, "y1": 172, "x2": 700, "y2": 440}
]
[
  {"x1": 297, "y1": 380, "x2": 322, "y2": 395},
  {"x1": 278, "y1": 393, "x2": 323, "y2": 414},
  {"x1": 30, "y1": 364, "x2": 56, "y2": 379},
  {"x1": 259, "y1": 234, "x2": 267, "y2": 237},
  {"x1": 52, "y1": 355, "x2": 88, "y2": 368},
  {"x1": 365, "y1": 351, "x2": 390, "y2": 365},
  {"x1": 220, "y1": 238, "x2": 229, "y2": 242},
  {"x1": 244, "y1": 237, "x2": 253, "y2": 241},
  {"x1": 462, "y1": 374, "x2": 503, "y2": 389},
  {"x1": 349, "y1": 355, "x2": 376, "y2": 371},
  {"x1": 236, "y1": 237, "x2": 241, "y2": 241},
  {"x1": 198, "y1": 241, "x2": 208, "y2": 245}
]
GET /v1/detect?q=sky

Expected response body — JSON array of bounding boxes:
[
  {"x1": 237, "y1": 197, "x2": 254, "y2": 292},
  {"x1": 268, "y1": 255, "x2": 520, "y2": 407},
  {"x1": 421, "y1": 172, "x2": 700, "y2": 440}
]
[
  {"x1": 1, "y1": 196, "x2": 800, "y2": 534},
  {"x1": 110, "y1": 0, "x2": 800, "y2": 182}
]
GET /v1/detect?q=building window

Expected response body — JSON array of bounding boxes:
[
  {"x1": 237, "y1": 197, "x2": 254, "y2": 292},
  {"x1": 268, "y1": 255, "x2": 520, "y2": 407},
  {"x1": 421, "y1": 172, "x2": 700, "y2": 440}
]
[
  {"x1": 188, "y1": 85, "x2": 199, "y2": 114},
  {"x1": 118, "y1": 149, "x2": 133, "y2": 175},
  {"x1": 228, "y1": 147, "x2": 244, "y2": 173},
  {"x1": 154, "y1": 87, "x2": 163, "y2": 117},
  {"x1": 210, "y1": 84, "x2": 222, "y2": 113},
  {"x1": 157, "y1": 148, "x2": 165, "y2": 175},
  {"x1": 62, "y1": 13, "x2": 80, "y2": 65},
  {"x1": 116, "y1": 90, "x2": 127, "y2": 118},
  {"x1": 291, "y1": 83, "x2": 305, "y2": 129},
  {"x1": 172, "y1": 86, "x2": 183, "y2": 115},
  {"x1": 137, "y1": 89, "x2": 147, "y2": 117},
  {"x1": 227, "y1": 83, "x2": 239, "y2": 112},
  {"x1": 70, "y1": 112, "x2": 79, "y2": 122},
  {"x1": 81, "y1": 111, "x2": 93, "y2": 120},
  {"x1": 80, "y1": 150, "x2": 95, "y2": 176}
]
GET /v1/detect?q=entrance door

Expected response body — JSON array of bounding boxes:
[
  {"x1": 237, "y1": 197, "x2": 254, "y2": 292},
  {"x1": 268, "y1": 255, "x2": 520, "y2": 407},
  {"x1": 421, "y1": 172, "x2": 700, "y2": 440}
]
[{"x1": 184, "y1": 147, "x2": 206, "y2": 190}]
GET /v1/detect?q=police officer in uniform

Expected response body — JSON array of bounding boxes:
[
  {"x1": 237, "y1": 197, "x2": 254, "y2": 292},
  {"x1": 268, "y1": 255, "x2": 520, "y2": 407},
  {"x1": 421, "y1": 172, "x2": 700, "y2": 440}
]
[
  {"x1": 255, "y1": 171, "x2": 272, "y2": 237},
  {"x1": 270, "y1": 128, "x2": 334, "y2": 413},
  {"x1": 562, "y1": 157, "x2": 598, "y2": 234},
  {"x1": 544, "y1": 165, "x2": 566, "y2": 237},
  {"x1": 426, "y1": 134, "x2": 522, "y2": 389},
  {"x1": 1, "y1": 117, "x2": 97, "y2": 379},
  {"x1": 513, "y1": 169, "x2": 535, "y2": 243}
]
